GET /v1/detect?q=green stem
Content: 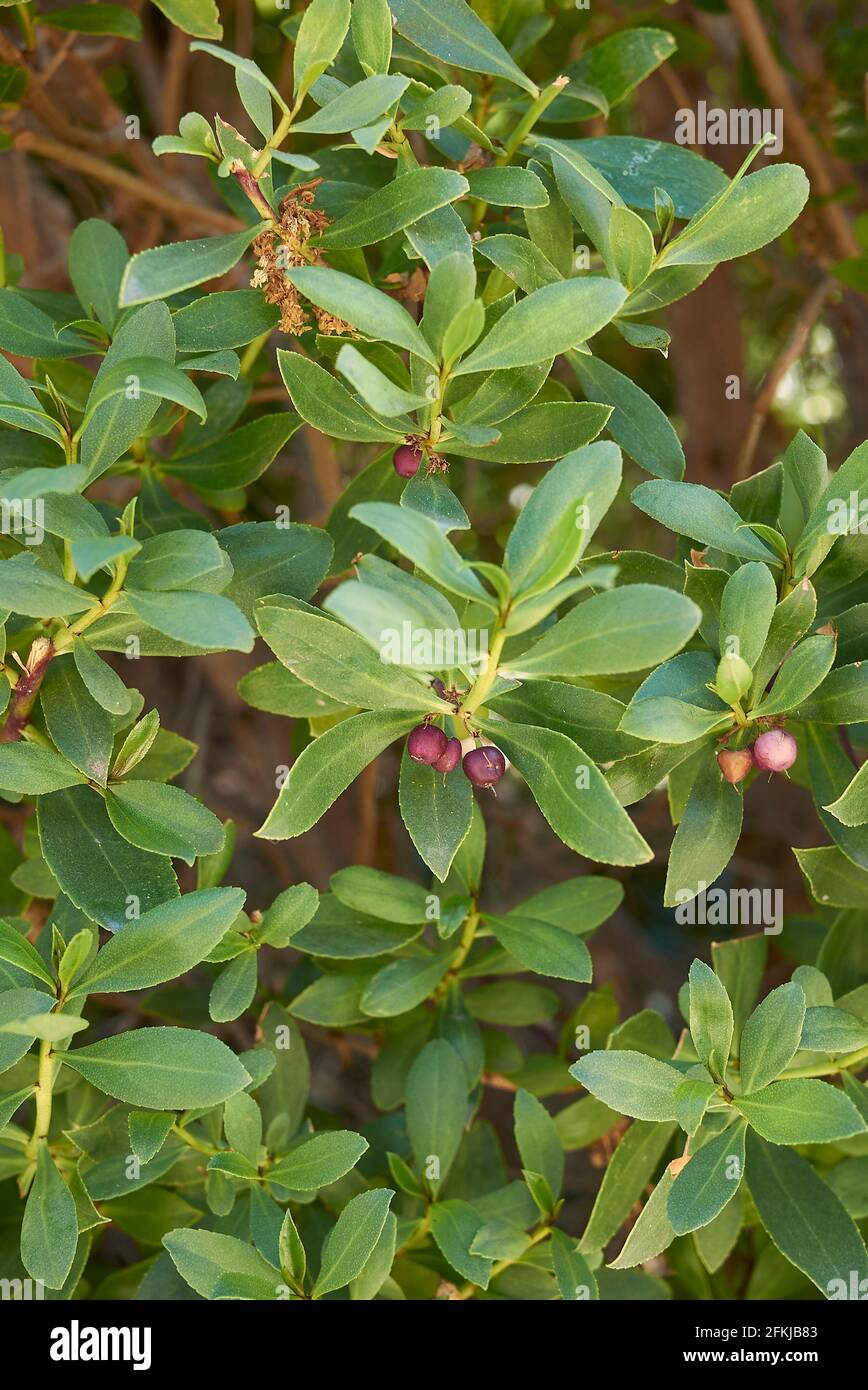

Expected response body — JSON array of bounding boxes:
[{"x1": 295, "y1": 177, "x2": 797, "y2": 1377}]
[
  {"x1": 27, "y1": 1038, "x2": 55, "y2": 1160},
  {"x1": 459, "y1": 629, "x2": 507, "y2": 721},
  {"x1": 252, "y1": 107, "x2": 295, "y2": 178},
  {"x1": 53, "y1": 553, "x2": 130, "y2": 652},
  {"x1": 240, "y1": 330, "x2": 271, "y2": 377},
  {"x1": 779, "y1": 1043, "x2": 868, "y2": 1080},
  {"x1": 433, "y1": 907, "x2": 480, "y2": 1002},
  {"x1": 469, "y1": 76, "x2": 568, "y2": 232},
  {"x1": 172, "y1": 1123, "x2": 216, "y2": 1157}
]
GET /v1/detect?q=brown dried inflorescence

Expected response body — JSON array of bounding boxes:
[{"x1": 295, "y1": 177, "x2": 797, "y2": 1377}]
[{"x1": 249, "y1": 184, "x2": 350, "y2": 337}]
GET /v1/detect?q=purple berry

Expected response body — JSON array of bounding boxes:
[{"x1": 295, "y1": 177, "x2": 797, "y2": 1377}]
[
  {"x1": 752, "y1": 728, "x2": 797, "y2": 773},
  {"x1": 407, "y1": 723, "x2": 448, "y2": 765},
  {"x1": 432, "y1": 737, "x2": 461, "y2": 774},
  {"x1": 394, "y1": 444, "x2": 422, "y2": 479},
  {"x1": 717, "y1": 748, "x2": 754, "y2": 784},
  {"x1": 463, "y1": 744, "x2": 506, "y2": 787}
]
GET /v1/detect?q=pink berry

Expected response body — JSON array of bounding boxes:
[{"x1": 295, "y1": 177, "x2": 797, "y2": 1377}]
[
  {"x1": 432, "y1": 737, "x2": 461, "y2": 773},
  {"x1": 717, "y1": 748, "x2": 754, "y2": 784},
  {"x1": 407, "y1": 723, "x2": 448, "y2": 765},
  {"x1": 463, "y1": 744, "x2": 506, "y2": 787},
  {"x1": 752, "y1": 728, "x2": 798, "y2": 773},
  {"x1": 393, "y1": 444, "x2": 422, "y2": 478}
]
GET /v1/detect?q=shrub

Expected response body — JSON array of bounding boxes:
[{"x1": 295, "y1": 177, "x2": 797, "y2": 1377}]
[{"x1": 0, "y1": 0, "x2": 865, "y2": 1304}]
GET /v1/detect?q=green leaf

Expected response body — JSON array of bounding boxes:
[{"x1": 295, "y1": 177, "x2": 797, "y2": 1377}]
[
  {"x1": 428, "y1": 1200, "x2": 492, "y2": 1288},
  {"x1": 256, "y1": 602, "x2": 445, "y2": 711},
  {"x1": 0, "y1": 989, "x2": 55, "y2": 1073},
  {"x1": 0, "y1": 918, "x2": 55, "y2": 986},
  {"x1": 550, "y1": 1229, "x2": 599, "y2": 1299},
  {"x1": 163, "y1": 1229, "x2": 280, "y2": 1300},
  {"x1": 277, "y1": 351, "x2": 404, "y2": 442},
  {"x1": 718, "y1": 562, "x2": 778, "y2": 669},
  {"x1": 797, "y1": 662, "x2": 868, "y2": 725},
  {"x1": 73, "y1": 638, "x2": 133, "y2": 717},
  {"x1": 633, "y1": 479, "x2": 778, "y2": 563},
  {"x1": 360, "y1": 954, "x2": 450, "y2": 1017},
  {"x1": 668, "y1": 1121, "x2": 746, "y2": 1235},
  {"x1": 569, "y1": 353, "x2": 684, "y2": 481},
  {"x1": 71, "y1": 887, "x2": 244, "y2": 997},
  {"x1": 796, "y1": 846, "x2": 868, "y2": 908},
  {"x1": 571, "y1": 1050, "x2": 683, "y2": 1121},
  {"x1": 688, "y1": 959, "x2": 734, "y2": 1082},
  {"x1": 67, "y1": 218, "x2": 128, "y2": 332},
  {"x1": 389, "y1": 0, "x2": 536, "y2": 95},
  {"x1": 504, "y1": 440, "x2": 621, "y2": 595},
  {"x1": 824, "y1": 758, "x2": 868, "y2": 827},
  {"x1": 0, "y1": 289, "x2": 93, "y2": 358},
  {"x1": 284, "y1": 267, "x2": 435, "y2": 364},
  {"x1": 119, "y1": 226, "x2": 265, "y2": 307},
  {"x1": 734, "y1": 1079, "x2": 867, "y2": 1144},
  {"x1": 712, "y1": 934, "x2": 767, "y2": 1055},
  {"x1": 83, "y1": 356, "x2": 206, "y2": 426},
  {"x1": 556, "y1": 30, "x2": 677, "y2": 120},
  {"x1": 330, "y1": 867, "x2": 428, "y2": 924},
  {"x1": 608, "y1": 206, "x2": 655, "y2": 289},
  {"x1": 151, "y1": 0, "x2": 221, "y2": 38},
  {"x1": 293, "y1": 0, "x2": 351, "y2": 101},
  {"x1": 269, "y1": 1130, "x2": 368, "y2": 1190},
  {"x1": 792, "y1": 441, "x2": 868, "y2": 578},
  {"x1": 41, "y1": 655, "x2": 114, "y2": 786},
  {"x1": 580, "y1": 1118, "x2": 677, "y2": 1253},
  {"x1": 398, "y1": 748, "x2": 474, "y2": 882},
  {"x1": 349, "y1": 501, "x2": 492, "y2": 606},
  {"x1": 259, "y1": 882, "x2": 319, "y2": 947},
  {"x1": 124, "y1": 589, "x2": 254, "y2": 653},
  {"x1": 80, "y1": 301, "x2": 175, "y2": 482},
  {"x1": 658, "y1": 163, "x2": 809, "y2": 267},
  {"x1": 257, "y1": 709, "x2": 417, "y2": 839},
  {"x1": 464, "y1": 167, "x2": 548, "y2": 208},
  {"x1": 514, "y1": 1088, "x2": 564, "y2": 1203},
  {"x1": 0, "y1": 554, "x2": 98, "y2": 619},
  {"x1": 452, "y1": 279, "x2": 626, "y2": 376},
  {"x1": 62, "y1": 1027, "x2": 251, "y2": 1108},
  {"x1": 476, "y1": 719, "x2": 651, "y2": 867},
  {"x1": 105, "y1": 782, "x2": 225, "y2": 866},
  {"x1": 0, "y1": 743, "x2": 85, "y2": 795},
  {"x1": 321, "y1": 168, "x2": 469, "y2": 249},
  {"x1": 505, "y1": 585, "x2": 700, "y2": 679},
  {"x1": 128, "y1": 1111, "x2": 174, "y2": 1163},
  {"x1": 335, "y1": 344, "x2": 429, "y2": 418},
  {"x1": 38, "y1": 785, "x2": 179, "y2": 932},
  {"x1": 312, "y1": 1187, "x2": 394, "y2": 1298},
  {"x1": 210, "y1": 950, "x2": 258, "y2": 1023},
  {"x1": 484, "y1": 913, "x2": 591, "y2": 984},
  {"x1": 745, "y1": 1130, "x2": 868, "y2": 1298},
  {"x1": 739, "y1": 983, "x2": 807, "y2": 1094},
  {"x1": 21, "y1": 1144, "x2": 78, "y2": 1289},
  {"x1": 752, "y1": 634, "x2": 836, "y2": 718},
  {"x1": 352, "y1": 0, "x2": 391, "y2": 74},
  {"x1": 608, "y1": 1169, "x2": 675, "y2": 1269},
  {"x1": 664, "y1": 764, "x2": 743, "y2": 907},
  {"x1": 405, "y1": 1039, "x2": 467, "y2": 1194}
]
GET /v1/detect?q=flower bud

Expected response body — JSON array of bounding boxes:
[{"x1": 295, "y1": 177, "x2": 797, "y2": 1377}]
[{"x1": 714, "y1": 653, "x2": 753, "y2": 705}]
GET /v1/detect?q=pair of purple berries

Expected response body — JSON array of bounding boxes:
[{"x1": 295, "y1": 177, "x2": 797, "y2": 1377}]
[
  {"x1": 718, "y1": 728, "x2": 797, "y2": 784},
  {"x1": 407, "y1": 723, "x2": 506, "y2": 787}
]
